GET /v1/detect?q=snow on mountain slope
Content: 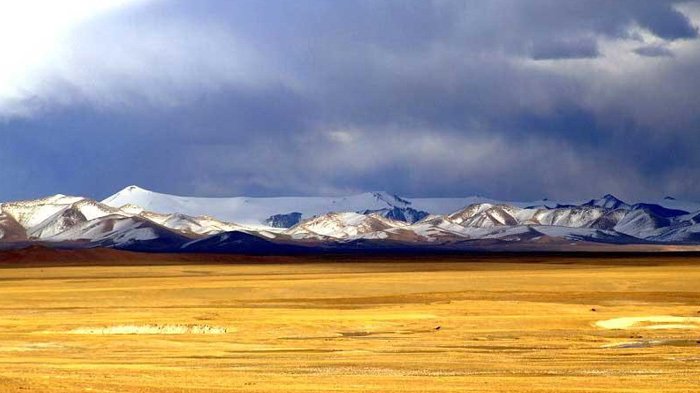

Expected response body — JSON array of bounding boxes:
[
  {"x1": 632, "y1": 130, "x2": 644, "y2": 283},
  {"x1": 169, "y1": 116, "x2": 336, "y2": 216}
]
[
  {"x1": 531, "y1": 225, "x2": 639, "y2": 243},
  {"x1": 286, "y1": 212, "x2": 407, "y2": 240},
  {"x1": 400, "y1": 196, "x2": 577, "y2": 214},
  {"x1": 411, "y1": 222, "x2": 634, "y2": 245},
  {"x1": 99, "y1": 201, "x2": 248, "y2": 236},
  {"x1": 531, "y1": 207, "x2": 608, "y2": 228},
  {"x1": 409, "y1": 215, "x2": 478, "y2": 241},
  {"x1": 28, "y1": 199, "x2": 125, "y2": 239},
  {"x1": 119, "y1": 204, "x2": 145, "y2": 215},
  {"x1": 48, "y1": 214, "x2": 191, "y2": 250},
  {"x1": 579, "y1": 194, "x2": 700, "y2": 215},
  {"x1": 1, "y1": 194, "x2": 85, "y2": 229},
  {"x1": 445, "y1": 204, "x2": 614, "y2": 229},
  {"x1": 521, "y1": 194, "x2": 699, "y2": 215},
  {"x1": 583, "y1": 194, "x2": 630, "y2": 210},
  {"x1": 409, "y1": 202, "x2": 699, "y2": 245},
  {"x1": 360, "y1": 206, "x2": 430, "y2": 224},
  {"x1": 449, "y1": 225, "x2": 544, "y2": 242},
  {"x1": 448, "y1": 204, "x2": 523, "y2": 227},
  {"x1": 29, "y1": 205, "x2": 89, "y2": 239},
  {"x1": 648, "y1": 223, "x2": 700, "y2": 243},
  {"x1": 447, "y1": 203, "x2": 496, "y2": 225},
  {"x1": 688, "y1": 211, "x2": 700, "y2": 224},
  {"x1": 139, "y1": 211, "x2": 245, "y2": 236},
  {"x1": 612, "y1": 209, "x2": 671, "y2": 239},
  {"x1": 103, "y1": 186, "x2": 417, "y2": 226}
]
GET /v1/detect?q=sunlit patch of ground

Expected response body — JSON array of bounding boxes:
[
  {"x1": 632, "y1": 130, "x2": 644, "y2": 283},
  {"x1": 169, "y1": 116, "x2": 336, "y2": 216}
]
[
  {"x1": 68, "y1": 324, "x2": 228, "y2": 335},
  {"x1": 0, "y1": 256, "x2": 699, "y2": 392},
  {"x1": 596, "y1": 316, "x2": 700, "y2": 330}
]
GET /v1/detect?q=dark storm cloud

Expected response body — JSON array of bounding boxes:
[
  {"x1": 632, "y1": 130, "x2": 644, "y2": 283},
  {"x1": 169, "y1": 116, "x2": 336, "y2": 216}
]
[
  {"x1": 530, "y1": 38, "x2": 600, "y2": 60},
  {"x1": 632, "y1": 1, "x2": 699, "y2": 39},
  {"x1": 1, "y1": 0, "x2": 699, "y2": 202},
  {"x1": 633, "y1": 44, "x2": 675, "y2": 57}
]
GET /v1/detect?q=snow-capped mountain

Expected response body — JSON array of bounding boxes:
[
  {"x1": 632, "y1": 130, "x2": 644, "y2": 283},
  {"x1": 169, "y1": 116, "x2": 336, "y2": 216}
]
[
  {"x1": 102, "y1": 185, "x2": 424, "y2": 227},
  {"x1": 102, "y1": 185, "x2": 700, "y2": 226},
  {"x1": 0, "y1": 186, "x2": 699, "y2": 252},
  {"x1": 47, "y1": 214, "x2": 192, "y2": 251},
  {"x1": 2, "y1": 194, "x2": 98, "y2": 229},
  {"x1": 0, "y1": 193, "x2": 243, "y2": 250}
]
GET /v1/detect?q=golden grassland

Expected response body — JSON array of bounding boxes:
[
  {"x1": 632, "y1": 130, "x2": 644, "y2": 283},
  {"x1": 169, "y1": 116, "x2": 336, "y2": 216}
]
[{"x1": 0, "y1": 254, "x2": 699, "y2": 392}]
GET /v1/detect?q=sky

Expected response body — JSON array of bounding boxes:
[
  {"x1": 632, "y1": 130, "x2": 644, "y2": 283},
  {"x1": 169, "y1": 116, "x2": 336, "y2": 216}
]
[{"x1": 1, "y1": 0, "x2": 699, "y2": 202}]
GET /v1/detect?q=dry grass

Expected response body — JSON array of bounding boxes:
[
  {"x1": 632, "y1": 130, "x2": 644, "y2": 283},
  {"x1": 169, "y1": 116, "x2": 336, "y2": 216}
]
[{"x1": 0, "y1": 255, "x2": 699, "y2": 392}]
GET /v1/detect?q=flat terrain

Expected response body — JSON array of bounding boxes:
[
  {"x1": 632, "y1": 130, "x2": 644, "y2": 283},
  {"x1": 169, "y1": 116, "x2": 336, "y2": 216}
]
[{"x1": 0, "y1": 254, "x2": 699, "y2": 392}]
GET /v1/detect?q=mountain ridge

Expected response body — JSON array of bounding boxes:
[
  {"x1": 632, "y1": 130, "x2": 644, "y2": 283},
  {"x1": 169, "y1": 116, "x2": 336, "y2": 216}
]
[
  {"x1": 0, "y1": 186, "x2": 698, "y2": 253},
  {"x1": 101, "y1": 185, "x2": 700, "y2": 225}
]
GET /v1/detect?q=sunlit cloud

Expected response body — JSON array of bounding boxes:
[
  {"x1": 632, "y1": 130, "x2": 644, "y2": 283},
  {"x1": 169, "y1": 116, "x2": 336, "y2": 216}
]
[{"x1": 0, "y1": 0, "x2": 147, "y2": 116}]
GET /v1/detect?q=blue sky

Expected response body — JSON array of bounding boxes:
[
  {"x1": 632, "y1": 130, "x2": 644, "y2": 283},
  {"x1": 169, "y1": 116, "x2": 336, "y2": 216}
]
[{"x1": 1, "y1": 0, "x2": 699, "y2": 201}]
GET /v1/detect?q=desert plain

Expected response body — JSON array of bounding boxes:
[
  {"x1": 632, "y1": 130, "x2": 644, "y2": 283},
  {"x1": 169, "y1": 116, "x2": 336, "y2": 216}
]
[{"x1": 0, "y1": 251, "x2": 699, "y2": 392}]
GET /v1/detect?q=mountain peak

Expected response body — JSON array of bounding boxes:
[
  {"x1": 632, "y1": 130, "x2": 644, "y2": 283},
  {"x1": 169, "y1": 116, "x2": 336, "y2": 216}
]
[
  {"x1": 106, "y1": 185, "x2": 154, "y2": 201},
  {"x1": 102, "y1": 185, "x2": 160, "y2": 213},
  {"x1": 121, "y1": 185, "x2": 149, "y2": 193},
  {"x1": 582, "y1": 194, "x2": 629, "y2": 210},
  {"x1": 371, "y1": 191, "x2": 411, "y2": 207},
  {"x1": 601, "y1": 193, "x2": 621, "y2": 201}
]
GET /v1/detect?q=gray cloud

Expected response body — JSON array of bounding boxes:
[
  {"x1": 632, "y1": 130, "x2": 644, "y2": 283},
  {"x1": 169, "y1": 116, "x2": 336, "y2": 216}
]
[
  {"x1": 633, "y1": 44, "x2": 675, "y2": 57},
  {"x1": 0, "y1": 0, "x2": 699, "y2": 202},
  {"x1": 530, "y1": 38, "x2": 600, "y2": 60},
  {"x1": 632, "y1": 0, "x2": 699, "y2": 39}
]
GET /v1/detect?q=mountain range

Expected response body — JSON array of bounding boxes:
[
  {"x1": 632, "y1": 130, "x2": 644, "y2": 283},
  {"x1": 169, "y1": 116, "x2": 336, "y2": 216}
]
[{"x1": 0, "y1": 185, "x2": 699, "y2": 253}]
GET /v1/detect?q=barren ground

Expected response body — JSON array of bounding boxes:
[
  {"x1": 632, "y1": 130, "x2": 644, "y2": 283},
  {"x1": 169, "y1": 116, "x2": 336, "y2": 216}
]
[{"x1": 0, "y1": 253, "x2": 699, "y2": 392}]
